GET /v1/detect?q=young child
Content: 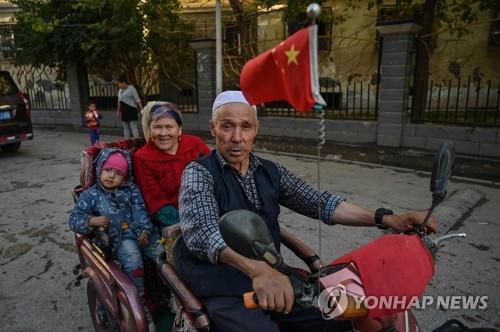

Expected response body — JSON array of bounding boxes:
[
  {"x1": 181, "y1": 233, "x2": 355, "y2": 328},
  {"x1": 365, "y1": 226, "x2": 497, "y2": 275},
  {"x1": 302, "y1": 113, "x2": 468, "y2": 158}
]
[
  {"x1": 68, "y1": 148, "x2": 162, "y2": 331},
  {"x1": 84, "y1": 101, "x2": 103, "y2": 146}
]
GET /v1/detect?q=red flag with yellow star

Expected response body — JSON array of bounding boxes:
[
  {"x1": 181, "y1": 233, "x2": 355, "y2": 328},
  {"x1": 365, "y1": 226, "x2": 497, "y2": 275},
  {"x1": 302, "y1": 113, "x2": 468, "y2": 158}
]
[{"x1": 240, "y1": 25, "x2": 325, "y2": 112}]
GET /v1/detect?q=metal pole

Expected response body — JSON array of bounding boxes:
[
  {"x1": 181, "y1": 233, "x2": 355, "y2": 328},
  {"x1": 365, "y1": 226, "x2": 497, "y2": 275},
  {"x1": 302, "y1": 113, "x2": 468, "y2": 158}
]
[
  {"x1": 215, "y1": 0, "x2": 223, "y2": 95},
  {"x1": 306, "y1": 1, "x2": 324, "y2": 272}
]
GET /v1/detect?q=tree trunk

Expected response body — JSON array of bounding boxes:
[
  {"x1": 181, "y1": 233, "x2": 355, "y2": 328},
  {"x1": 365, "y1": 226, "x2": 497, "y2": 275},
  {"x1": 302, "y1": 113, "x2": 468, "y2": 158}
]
[
  {"x1": 412, "y1": 0, "x2": 437, "y2": 120},
  {"x1": 228, "y1": 0, "x2": 253, "y2": 62}
]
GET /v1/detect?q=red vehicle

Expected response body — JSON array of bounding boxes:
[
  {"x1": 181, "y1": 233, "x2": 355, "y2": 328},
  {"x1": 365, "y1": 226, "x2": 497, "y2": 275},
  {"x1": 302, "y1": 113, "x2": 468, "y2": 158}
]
[
  {"x1": 217, "y1": 140, "x2": 475, "y2": 331},
  {"x1": 71, "y1": 139, "x2": 489, "y2": 331}
]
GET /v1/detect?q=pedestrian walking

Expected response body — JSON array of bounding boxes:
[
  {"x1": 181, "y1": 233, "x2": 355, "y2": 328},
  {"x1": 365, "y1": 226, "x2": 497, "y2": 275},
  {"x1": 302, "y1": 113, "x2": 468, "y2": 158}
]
[{"x1": 116, "y1": 74, "x2": 142, "y2": 138}]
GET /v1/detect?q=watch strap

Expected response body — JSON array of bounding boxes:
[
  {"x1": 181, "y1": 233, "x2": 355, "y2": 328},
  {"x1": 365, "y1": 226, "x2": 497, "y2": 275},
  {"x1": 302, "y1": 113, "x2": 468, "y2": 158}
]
[{"x1": 375, "y1": 208, "x2": 392, "y2": 230}]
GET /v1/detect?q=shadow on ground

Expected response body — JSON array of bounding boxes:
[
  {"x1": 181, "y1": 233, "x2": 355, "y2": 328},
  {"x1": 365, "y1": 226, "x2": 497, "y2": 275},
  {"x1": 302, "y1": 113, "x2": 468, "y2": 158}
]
[
  {"x1": 36, "y1": 125, "x2": 500, "y2": 183},
  {"x1": 250, "y1": 135, "x2": 500, "y2": 183}
]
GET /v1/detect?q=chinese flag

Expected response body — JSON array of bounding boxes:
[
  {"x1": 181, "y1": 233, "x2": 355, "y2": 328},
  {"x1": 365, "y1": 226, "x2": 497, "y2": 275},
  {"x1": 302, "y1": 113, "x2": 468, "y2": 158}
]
[{"x1": 240, "y1": 25, "x2": 325, "y2": 112}]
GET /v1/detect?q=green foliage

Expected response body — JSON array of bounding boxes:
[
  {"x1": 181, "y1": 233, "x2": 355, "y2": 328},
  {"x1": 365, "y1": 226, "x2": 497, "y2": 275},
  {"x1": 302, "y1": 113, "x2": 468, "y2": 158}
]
[
  {"x1": 255, "y1": 0, "x2": 339, "y2": 25},
  {"x1": 7, "y1": 0, "x2": 191, "y2": 93},
  {"x1": 343, "y1": 0, "x2": 499, "y2": 36},
  {"x1": 255, "y1": 0, "x2": 499, "y2": 35}
]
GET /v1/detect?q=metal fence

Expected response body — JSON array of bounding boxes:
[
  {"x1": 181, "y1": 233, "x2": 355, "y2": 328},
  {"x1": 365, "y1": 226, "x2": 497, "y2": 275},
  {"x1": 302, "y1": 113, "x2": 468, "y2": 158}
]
[
  {"x1": 247, "y1": 75, "x2": 499, "y2": 127},
  {"x1": 161, "y1": 84, "x2": 198, "y2": 114},
  {"x1": 24, "y1": 84, "x2": 70, "y2": 110},
  {"x1": 227, "y1": 78, "x2": 380, "y2": 120},
  {"x1": 25, "y1": 74, "x2": 498, "y2": 128},
  {"x1": 87, "y1": 82, "x2": 199, "y2": 113},
  {"x1": 412, "y1": 76, "x2": 500, "y2": 127},
  {"x1": 24, "y1": 80, "x2": 199, "y2": 113},
  {"x1": 88, "y1": 82, "x2": 118, "y2": 109}
]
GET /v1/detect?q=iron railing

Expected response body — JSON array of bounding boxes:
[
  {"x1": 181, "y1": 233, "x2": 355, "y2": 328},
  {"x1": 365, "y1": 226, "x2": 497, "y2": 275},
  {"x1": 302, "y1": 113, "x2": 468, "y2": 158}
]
[
  {"x1": 24, "y1": 74, "x2": 498, "y2": 127},
  {"x1": 87, "y1": 82, "x2": 198, "y2": 113},
  {"x1": 412, "y1": 76, "x2": 500, "y2": 127},
  {"x1": 88, "y1": 82, "x2": 119, "y2": 109},
  {"x1": 24, "y1": 84, "x2": 70, "y2": 110},
  {"x1": 227, "y1": 79, "x2": 379, "y2": 120},
  {"x1": 24, "y1": 80, "x2": 199, "y2": 113},
  {"x1": 160, "y1": 84, "x2": 198, "y2": 114}
]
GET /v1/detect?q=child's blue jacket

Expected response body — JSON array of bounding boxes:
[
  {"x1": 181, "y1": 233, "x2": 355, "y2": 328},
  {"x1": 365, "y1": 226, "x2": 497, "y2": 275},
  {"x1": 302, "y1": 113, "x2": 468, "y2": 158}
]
[{"x1": 68, "y1": 149, "x2": 159, "y2": 255}]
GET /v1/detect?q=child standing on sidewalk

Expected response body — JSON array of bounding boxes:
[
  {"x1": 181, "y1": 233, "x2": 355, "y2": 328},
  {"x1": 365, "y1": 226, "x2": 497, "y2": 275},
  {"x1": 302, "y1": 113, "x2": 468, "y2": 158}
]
[
  {"x1": 84, "y1": 101, "x2": 103, "y2": 146},
  {"x1": 68, "y1": 148, "x2": 163, "y2": 331}
]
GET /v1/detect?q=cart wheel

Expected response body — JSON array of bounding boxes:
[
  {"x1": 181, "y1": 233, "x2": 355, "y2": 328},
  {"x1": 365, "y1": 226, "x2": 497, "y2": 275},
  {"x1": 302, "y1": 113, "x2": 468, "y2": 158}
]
[{"x1": 87, "y1": 279, "x2": 121, "y2": 332}]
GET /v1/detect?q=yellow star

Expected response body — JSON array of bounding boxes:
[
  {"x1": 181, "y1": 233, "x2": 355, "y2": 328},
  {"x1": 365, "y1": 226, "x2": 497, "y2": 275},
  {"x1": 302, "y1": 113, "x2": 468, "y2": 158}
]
[{"x1": 285, "y1": 44, "x2": 300, "y2": 65}]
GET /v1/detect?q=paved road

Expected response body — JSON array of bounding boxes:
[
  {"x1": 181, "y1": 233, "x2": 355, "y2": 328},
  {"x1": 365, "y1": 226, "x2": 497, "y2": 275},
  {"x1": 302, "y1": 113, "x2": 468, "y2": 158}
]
[{"x1": 0, "y1": 130, "x2": 498, "y2": 331}]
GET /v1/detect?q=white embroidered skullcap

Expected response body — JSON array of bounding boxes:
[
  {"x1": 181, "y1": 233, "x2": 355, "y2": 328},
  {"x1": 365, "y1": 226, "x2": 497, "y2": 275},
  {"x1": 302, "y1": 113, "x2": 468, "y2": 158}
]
[{"x1": 212, "y1": 90, "x2": 256, "y2": 113}]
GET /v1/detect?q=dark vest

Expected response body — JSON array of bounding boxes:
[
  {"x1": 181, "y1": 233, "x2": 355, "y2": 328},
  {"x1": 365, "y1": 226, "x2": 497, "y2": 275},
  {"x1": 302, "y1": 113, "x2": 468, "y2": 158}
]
[{"x1": 178, "y1": 151, "x2": 281, "y2": 297}]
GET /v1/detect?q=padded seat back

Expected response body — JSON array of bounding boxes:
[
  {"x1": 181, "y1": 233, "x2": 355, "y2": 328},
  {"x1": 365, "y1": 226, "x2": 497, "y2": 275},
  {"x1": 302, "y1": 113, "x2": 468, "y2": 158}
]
[{"x1": 79, "y1": 138, "x2": 146, "y2": 191}]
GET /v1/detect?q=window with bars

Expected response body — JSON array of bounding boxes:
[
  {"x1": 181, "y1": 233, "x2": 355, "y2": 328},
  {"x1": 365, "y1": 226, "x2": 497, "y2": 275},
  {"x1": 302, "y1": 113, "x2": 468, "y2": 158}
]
[
  {"x1": 488, "y1": 11, "x2": 500, "y2": 47},
  {"x1": 224, "y1": 24, "x2": 241, "y2": 56}
]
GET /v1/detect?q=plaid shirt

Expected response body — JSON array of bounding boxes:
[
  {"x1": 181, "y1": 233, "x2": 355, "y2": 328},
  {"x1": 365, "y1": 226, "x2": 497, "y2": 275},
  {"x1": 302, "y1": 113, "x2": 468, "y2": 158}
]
[{"x1": 179, "y1": 150, "x2": 345, "y2": 264}]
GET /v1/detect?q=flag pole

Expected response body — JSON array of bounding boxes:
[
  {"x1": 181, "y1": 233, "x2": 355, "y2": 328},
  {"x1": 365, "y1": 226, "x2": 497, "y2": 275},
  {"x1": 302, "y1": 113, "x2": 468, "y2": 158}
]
[
  {"x1": 215, "y1": 0, "x2": 223, "y2": 95},
  {"x1": 306, "y1": 2, "x2": 325, "y2": 267}
]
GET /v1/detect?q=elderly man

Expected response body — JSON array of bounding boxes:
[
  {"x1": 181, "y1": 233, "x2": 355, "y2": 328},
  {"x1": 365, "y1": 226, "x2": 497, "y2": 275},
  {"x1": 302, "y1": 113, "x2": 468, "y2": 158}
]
[{"x1": 178, "y1": 90, "x2": 437, "y2": 331}]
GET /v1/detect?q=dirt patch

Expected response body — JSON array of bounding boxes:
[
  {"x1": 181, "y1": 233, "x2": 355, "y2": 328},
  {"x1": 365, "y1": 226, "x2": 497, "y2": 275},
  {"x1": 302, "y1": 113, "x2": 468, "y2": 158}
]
[{"x1": 4, "y1": 243, "x2": 31, "y2": 258}]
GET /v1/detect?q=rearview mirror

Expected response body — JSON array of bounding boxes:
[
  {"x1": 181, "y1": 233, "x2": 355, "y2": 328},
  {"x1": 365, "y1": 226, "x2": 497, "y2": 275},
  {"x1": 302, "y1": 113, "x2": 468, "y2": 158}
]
[
  {"x1": 430, "y1": 140, "x2": 455, "y2": 202},
  {"x1": 219, "y1": 210, "x2": 283, "y2": 268}
]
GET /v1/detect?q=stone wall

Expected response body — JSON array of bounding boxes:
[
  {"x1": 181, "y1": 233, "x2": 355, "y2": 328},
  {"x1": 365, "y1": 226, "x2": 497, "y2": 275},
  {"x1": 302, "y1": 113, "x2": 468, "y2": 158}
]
[
  {"x1": 30, "y1": 109, "x2": 499, "y2": 158},
  {"x1": 179, "y1": 113, "x2": 500, "y2": 158}
]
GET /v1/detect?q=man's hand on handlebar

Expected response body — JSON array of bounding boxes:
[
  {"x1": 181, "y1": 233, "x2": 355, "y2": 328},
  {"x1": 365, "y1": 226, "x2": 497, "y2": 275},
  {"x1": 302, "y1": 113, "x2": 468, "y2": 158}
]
[
  {"x1": 250, "y1": 262, "x2": 295, "y2": 314},
  {"x1": 385, "y1": 210, "x2": 438, "y2": 234},
  {"x1": 218, "y1": 247, "x2": 295, "y2": 314}
]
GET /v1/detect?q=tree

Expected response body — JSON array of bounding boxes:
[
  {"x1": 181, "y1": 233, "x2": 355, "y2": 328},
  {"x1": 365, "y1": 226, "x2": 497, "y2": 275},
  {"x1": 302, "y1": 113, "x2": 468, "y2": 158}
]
[
  {"x1": 7, "y1": 0, "x2": 193, "y2": 97},
  {"x1": 221, "y1": 0, "x2": 337, "y2": 83},
  {"x1": 228, "y1": 0, "x2": 499, "y2": 116},
  {"x1": 407, "y1": 0, "x2": 500, "y2": 118},
  {"x1": 342, "y1": 0, "x2": 500, "y2": 118},
  {"x1": 228, "y1": 0, "x2": 255, "y2": 62}
]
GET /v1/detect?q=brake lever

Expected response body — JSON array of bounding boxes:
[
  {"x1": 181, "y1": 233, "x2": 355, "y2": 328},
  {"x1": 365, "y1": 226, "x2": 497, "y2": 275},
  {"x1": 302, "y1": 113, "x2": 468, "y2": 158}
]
[{"x1": 435, "y1": 233, "x2": 466, "y2": 247}]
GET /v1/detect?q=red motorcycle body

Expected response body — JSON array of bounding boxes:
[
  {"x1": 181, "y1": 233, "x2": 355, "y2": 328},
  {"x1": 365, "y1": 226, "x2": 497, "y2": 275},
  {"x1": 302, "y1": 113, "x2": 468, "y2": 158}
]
[{"x1": 316, "y1": 233, "x2": 434, "y2": 331}]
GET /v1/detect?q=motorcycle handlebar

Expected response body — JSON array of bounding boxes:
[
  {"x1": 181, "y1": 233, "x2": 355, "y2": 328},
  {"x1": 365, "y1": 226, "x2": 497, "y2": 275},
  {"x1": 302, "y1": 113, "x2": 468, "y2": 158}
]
[
  {"x1": 243, "y1": 277, "x2": 313, "y2": 310},
  {"x1": 243, "y1": 291, "x2": 259, "y2": 309}
]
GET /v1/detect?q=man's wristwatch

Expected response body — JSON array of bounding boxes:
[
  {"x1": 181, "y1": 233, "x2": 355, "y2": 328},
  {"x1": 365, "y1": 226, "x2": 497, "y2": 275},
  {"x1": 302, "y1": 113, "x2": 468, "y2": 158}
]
[{"x1": 375, "y1": 208, "x2": 392, "y2": 230}]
